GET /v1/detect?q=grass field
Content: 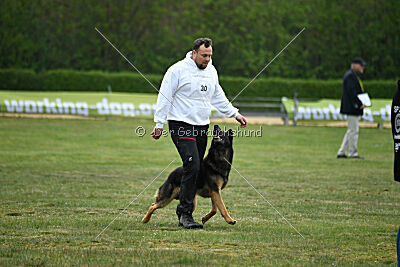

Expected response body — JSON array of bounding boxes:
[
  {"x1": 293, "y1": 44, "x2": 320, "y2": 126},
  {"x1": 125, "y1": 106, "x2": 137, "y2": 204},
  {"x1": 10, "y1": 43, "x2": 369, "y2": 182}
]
[{"x1": 0, "y1": 117, "x2": 399, "y2": 265}]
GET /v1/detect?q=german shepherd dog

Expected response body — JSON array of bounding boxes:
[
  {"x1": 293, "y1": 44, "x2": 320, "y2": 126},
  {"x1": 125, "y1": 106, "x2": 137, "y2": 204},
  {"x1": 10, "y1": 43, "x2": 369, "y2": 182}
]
[{"x1": 142, "y1": 125, "x2": 236, "y2": 225}]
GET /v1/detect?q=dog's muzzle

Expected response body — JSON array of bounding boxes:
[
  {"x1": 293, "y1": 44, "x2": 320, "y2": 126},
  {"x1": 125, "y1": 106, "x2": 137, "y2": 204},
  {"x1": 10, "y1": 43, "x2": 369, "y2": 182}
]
[{"x1": 213, "y1": 136, "x2": 222, "y2": 142}]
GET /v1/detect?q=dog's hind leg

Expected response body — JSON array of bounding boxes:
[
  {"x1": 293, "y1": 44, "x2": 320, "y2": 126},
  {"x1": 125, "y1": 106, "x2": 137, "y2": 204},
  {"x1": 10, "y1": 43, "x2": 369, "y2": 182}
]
[
  {"x1": 141, "y1": 188, "x2": 178, "y2": 223},
  {"x1": 142, "y1": 197, "x2": 174, "y2": 223},
  {"x1": 201, "y1": 199, "x2": 217, "y2": 224},
  {"x1": 210, "y1": 190, "x2": 236, "y2": 225}
]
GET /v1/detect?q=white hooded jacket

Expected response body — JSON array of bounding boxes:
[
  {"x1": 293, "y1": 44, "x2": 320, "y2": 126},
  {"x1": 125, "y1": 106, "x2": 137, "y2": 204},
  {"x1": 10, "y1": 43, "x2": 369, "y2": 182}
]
[{"x1": 154, "y1": 51, "x2": 238, "y2": 128}]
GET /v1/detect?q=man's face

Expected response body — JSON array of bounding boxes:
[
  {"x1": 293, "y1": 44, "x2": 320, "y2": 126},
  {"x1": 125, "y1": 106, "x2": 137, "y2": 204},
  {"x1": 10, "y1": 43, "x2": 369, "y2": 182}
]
[
  {"x1": 192, "y1": 44, "x2": 212, "y2": 69},
  {"x1": 353, "y1": 63, "x2": 365, "y2": 74}
]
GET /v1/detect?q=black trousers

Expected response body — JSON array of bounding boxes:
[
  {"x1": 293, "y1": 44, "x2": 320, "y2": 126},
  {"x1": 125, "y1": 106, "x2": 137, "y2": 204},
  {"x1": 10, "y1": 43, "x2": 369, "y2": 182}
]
[
  {"x1": 392, "y1": 88, "x2": 400, "y2": 182},
  {"x1": 168, "y1": 120, "x2": 209, "y2": 215}
]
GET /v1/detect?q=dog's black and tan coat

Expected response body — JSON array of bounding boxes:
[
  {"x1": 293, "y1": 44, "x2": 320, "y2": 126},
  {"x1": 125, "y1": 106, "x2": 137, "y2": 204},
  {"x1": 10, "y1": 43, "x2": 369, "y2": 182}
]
[{"x1": 142, "y1": 125, "x2": 236, "y2": 225}]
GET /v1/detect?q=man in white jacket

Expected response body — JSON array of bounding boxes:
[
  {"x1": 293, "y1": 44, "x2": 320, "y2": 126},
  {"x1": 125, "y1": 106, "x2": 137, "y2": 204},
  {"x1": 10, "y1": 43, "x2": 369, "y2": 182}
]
[{"x1": 151, "y1": 38, "x2": 247, "y2": 229}]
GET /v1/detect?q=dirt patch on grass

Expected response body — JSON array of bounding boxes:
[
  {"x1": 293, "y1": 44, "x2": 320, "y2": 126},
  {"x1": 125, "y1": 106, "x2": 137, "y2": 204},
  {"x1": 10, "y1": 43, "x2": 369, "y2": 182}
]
[
  {"x1": 211, "y1": 116, "x2": 285, "y2": 126},
  {"x1": 1, "y1": 112, "x2": 391, "y2": 128},
  {"x1": 211, "y1": 116, "x2": 391, "y2": 128},
  {"x1": 0, "y1": 112, "x2": 105, "y2": 120}
]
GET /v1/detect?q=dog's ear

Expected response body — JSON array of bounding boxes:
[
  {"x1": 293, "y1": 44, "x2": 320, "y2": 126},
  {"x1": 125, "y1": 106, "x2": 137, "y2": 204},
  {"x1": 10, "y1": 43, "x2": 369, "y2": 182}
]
[
  {"x1": 228, "y1": 129, "x2": 234, "y2": 143},
  {"x1": 213, "y1": 125, "x2": 221, "y2": 136}
]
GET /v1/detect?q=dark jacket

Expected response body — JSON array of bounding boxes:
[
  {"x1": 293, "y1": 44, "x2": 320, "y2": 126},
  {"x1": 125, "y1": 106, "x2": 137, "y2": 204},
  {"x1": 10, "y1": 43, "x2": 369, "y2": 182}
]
[
  {"x1": 340, "y1": 69, "x2": 364, "y2": 116},
  {"x1": 391, "y1": 80, "x2": 400, "y2": 182}
]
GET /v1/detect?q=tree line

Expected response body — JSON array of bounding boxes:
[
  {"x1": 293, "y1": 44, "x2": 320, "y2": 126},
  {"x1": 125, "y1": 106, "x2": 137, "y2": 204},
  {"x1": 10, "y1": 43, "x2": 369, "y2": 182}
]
[{"x1": 1, "y1": 0, "x2": 399, "y2": 80}]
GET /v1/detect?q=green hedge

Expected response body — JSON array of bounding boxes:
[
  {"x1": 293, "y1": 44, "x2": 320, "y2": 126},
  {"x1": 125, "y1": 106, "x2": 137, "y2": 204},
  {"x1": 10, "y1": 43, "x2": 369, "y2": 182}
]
[
  {"x1": 0, "y1": 69, "x2": 397, "y2": 99},
  {"x1": 220, "y1": 77, "x2": 397, "y2": 99},
  {"x1": 0, "y1": 69, "x2": 161, "y2": 93}
]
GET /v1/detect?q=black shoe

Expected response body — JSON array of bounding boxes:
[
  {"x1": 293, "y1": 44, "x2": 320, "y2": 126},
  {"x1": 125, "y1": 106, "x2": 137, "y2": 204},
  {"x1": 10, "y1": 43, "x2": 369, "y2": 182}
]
[
  {"x1": 179, "y1": 213, "x2": 203, "y2": 229},
  {"x1": 349, "y1": 155, "x2": 364, "y2": 159},
  {"x1": 337, "y1": 154, "x2": 347, "y2": 158}
]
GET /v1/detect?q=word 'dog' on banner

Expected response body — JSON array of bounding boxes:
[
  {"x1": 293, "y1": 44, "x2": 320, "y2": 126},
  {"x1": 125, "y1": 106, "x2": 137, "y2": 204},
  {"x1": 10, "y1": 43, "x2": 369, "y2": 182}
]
[{"x1": 0, "y1": 91, "x2": 223, "y2": 118}]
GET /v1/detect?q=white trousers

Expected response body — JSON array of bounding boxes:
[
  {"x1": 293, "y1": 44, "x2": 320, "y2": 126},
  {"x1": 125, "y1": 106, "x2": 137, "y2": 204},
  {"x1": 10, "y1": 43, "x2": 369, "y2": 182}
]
[{"x1": 338, "y1": 115, "x2": 359, "y2": 157}]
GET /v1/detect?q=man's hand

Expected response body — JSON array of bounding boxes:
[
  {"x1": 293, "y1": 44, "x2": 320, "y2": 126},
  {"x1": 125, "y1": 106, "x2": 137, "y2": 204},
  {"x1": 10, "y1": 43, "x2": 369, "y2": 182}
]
[
  {"x1": 235, "y1": 114, "x2": 248, "y2": 128},
  {"x1": 360, "y1": 104, "x2": 366, "y2": 109},
  {"x1": 151, "y1": 128, "x2": 163, "y2": 140}
]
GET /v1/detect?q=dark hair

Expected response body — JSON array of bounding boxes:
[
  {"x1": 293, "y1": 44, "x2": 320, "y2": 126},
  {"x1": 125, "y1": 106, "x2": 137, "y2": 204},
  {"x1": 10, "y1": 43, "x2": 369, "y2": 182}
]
[{"x1": 192, "y1": 38, "x2": 212, "y2": 52}]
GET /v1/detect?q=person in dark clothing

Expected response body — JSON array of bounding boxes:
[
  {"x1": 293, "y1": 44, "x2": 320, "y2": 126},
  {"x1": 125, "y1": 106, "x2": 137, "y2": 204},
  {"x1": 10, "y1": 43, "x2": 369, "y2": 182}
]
[
  {"x1": 391, "y1": 80, "x2": 400, "y2": 182},
  {"x1": 337, "y1": 57, "x2": 366, "y2": 159},
  {"x1": 391, "y1": 80, "x2": 400, "y2": 266}
]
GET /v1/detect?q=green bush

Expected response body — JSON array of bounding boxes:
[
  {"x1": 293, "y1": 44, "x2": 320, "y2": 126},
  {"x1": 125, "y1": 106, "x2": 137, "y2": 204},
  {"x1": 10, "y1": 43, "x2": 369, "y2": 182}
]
[
  {"x1": 0, "y1": 69, "x2": 42, "y2": 90},
  {"x1": 0, "y1": 69, "x2": 397, "y2": 99}
]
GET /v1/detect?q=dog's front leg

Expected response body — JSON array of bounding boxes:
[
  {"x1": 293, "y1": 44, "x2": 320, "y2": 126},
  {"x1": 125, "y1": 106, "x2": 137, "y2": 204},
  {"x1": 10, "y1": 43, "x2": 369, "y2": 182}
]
[
  {"x1": 202, "y1": 199, "x2": 217, "y2": 224},
  {"x1": 210, "y1": 190, "x2": 236, "y2": 225}
]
